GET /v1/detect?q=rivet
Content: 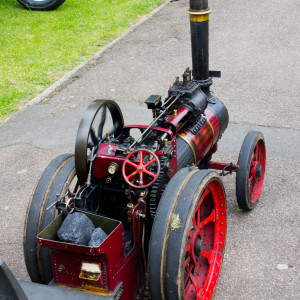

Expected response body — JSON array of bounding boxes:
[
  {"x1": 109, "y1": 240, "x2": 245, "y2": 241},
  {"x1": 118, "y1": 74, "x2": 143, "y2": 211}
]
[{"x1": 58, "y1": 264, "x2": 65, "y2": 273}]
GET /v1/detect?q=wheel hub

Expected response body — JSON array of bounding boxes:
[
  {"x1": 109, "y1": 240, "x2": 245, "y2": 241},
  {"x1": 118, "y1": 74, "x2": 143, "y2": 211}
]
[
  {"x1": 255, "y1": 164, "x2": 262, "y2": 178},
  {"x1": 194, "y1": 236, "x2": 203, "y2": 255},
  {"x1": 251, "y1": 161, "x2": 262, "y2": 179}
]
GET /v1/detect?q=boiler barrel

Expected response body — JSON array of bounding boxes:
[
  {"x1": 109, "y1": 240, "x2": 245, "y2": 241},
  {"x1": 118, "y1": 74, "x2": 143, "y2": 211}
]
[{"x1": 176, "y1": 97, "x2": 228, "y2": 170}]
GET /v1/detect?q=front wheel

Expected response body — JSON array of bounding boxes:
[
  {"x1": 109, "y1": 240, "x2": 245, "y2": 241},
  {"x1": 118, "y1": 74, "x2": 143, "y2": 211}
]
[
  {"x1": 148, "y1": 168, "x2": 227, "y2": 300},
  {"x1": 236, "y1": 131, "x2": 266, "y2": 211},
  {"x1": 17, "y1": 0, "x2": 66, "y2": 10}
]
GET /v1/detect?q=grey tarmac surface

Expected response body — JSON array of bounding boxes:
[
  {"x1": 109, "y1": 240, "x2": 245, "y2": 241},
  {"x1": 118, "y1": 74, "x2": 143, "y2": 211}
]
[{"x1": 0, "y1": 0, "x2": 299, "y2": 299}]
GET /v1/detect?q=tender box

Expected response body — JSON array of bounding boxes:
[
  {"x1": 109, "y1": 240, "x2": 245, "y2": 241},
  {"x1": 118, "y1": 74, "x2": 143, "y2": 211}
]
[{"x1": 37, "y1": 210, "x2": 125, "y2": 293}]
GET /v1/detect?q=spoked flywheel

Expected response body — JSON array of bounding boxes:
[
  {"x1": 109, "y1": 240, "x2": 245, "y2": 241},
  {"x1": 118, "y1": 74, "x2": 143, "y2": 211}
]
[
  {"x1": 75, "y1": 100, "x2": 124, "y2": 184},
  {"x1": 236, "y1": 131, "x2": 266, "y2": 211},
  {"x1": 148, "y1": 168, "x2": 226, "y2": 300}
]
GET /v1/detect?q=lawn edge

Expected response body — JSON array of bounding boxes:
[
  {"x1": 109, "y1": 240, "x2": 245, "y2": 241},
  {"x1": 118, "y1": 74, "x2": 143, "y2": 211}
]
[{"x1": 2, "y1": 0, "x2": 170, "y2": 125}]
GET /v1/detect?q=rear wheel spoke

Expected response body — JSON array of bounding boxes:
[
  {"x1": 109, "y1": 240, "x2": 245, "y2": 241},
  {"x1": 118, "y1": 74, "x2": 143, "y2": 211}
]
[
  {"x1": 193, "y1": 214, "x2": 197, "y2": 229},
  {"x1": 184, "y1": 256, "x2": 191, "y2": 269},
  {"x1": 189, "y1": 273, "x2": 199, "y2": 290},
  {"x1": 201, "y1": 188, "x2": 210, "y2": 199},
  {"x1": 199, "y1": 209, "x2": 215, "y2": 228},
  {"x1": 184, "y1": 265, "x2": 194, "y2": 287},
  {"x1": 201, "y1": 249, "x2": 212, "y2": 263}
]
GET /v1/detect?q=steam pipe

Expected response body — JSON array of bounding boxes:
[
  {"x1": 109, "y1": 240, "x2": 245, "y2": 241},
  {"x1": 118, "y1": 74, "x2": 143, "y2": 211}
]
[{"x1": 188, "y1": 0, "x2": 211, "y2": 82}]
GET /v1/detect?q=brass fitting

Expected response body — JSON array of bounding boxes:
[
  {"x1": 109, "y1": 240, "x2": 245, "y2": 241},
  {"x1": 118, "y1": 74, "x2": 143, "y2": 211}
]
[
  {"x1": 127, "y1": 203, "x2": 134, "y2": 209},
  {"x1": 187, "y1": 9, "x2": 211, "y2": 23},
  {"x1": 164, "y1": 138, "x2": 168, "y2": 149}
]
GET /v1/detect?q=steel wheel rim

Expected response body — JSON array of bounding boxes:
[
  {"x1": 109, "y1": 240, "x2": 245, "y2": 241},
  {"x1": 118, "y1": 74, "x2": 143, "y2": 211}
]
[
  {"x1": 248, "y1": 139, "x2": 266, "y2": 204},
  {"x1": 184, "y1": 180, "x2": 226, "y2": 299}
]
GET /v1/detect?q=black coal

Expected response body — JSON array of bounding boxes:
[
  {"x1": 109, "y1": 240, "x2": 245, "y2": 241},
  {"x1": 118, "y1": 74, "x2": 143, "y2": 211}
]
[
  {"x1": 88, "y1": 227, "x2": 108, "y2": 247},
  {"x1": 57, "y1": 212, "x2": 95, "y2": 246}
]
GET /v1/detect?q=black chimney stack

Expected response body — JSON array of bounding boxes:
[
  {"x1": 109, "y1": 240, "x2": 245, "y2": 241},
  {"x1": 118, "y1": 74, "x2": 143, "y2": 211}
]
[{"x1": 189, "y1": 0, "x2": 210, "y2": 82}]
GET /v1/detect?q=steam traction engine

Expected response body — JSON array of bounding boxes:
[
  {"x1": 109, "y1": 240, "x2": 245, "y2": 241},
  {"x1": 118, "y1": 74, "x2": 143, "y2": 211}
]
[{"x1": 22, "y1": 0, "x2": 266, "y2": 299}]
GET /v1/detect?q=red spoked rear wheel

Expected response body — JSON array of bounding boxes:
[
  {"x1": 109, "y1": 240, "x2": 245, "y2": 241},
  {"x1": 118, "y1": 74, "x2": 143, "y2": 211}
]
[
  {"x1": 184, "y1": 179, "x2": 226, "y2": 299},
  {"x1": 236, "y1": 131, "x2": 266, "y2": 211},
  {"x1": 148, "y1": 168, "x2": 226, "y2": 300},
  {"x1": 122, "y1": 149, "x2": 160, "y2": 188}
]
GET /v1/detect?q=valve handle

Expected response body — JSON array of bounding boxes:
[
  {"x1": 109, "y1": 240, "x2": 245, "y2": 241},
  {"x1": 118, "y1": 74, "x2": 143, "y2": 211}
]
[{"x1": 122, "y1": 149, "x2": 160, "y2": 189}]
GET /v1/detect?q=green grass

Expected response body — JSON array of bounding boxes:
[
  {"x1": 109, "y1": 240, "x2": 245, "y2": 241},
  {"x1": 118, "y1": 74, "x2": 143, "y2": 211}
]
[{"x1": 0, "y1": 0, "x2": 163, "y2": 122}]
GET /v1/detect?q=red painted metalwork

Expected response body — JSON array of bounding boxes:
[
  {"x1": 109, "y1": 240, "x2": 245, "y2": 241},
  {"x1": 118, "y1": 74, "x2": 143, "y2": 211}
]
[
  {"x1": 94, "y1": 144, "x2": 123, "y2": 179},
  {"x1": 184, "y1": 179, "x2": 226, "y2": 300},
  {"x1": 177, "y1": 107, "x2": 221, "y2": 164},
  {"x1": 249, "y1": 139, "x2": 266, "y2": 203},
  {"x1": 38, "y1": 204, "x2": 144, "y2": 299},
  {"x1": 122, "y1": 149, "x2": 160, "y2": 188},
  {"x1": 208, "y1": 162, "x2": 238, "y2": 172},
  {"x1": 165, "y1": 106, "x2": 191, "y2": 132},
  {"x1": 210, "y1": 143, "x2": 218, "y2": 155}
]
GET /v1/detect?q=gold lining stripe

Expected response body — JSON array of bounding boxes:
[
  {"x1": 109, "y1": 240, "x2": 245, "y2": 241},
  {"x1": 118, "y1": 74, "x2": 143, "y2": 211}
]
[
  {"x1": 177, "y1": 133, "x2": 197, "y2": 164},
  {"x1": 189, "y1": 14, "x2": 209, "y2": 22},
  {"x1": 206, "y1": 118, "x2": 215, "y2": 147}
]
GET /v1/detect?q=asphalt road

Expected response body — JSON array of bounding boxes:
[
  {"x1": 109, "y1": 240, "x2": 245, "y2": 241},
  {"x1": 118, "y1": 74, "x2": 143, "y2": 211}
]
[{"x1": 0, "y1": 0, "x2": 299, "y2": 299}]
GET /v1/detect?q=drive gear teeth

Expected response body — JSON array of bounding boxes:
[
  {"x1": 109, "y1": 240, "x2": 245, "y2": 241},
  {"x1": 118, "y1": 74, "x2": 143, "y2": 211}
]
[{"x1": 149, "y1": 157, "x2": 170, "y2": 218}]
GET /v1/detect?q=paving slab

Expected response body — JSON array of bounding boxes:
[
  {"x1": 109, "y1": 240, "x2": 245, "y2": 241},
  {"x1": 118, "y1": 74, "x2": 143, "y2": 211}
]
[{"x1": 0, "y1": 0, "x2": 299, "y2": 299}]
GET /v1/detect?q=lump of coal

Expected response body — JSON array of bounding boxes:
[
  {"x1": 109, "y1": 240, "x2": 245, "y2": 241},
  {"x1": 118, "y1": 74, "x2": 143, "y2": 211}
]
[
  {"x1": 57, "y1": 212, "x2": 95, "y2": 245},
  {"x1": 88, "y1": 227, "x2": 108, "y2": 247}
]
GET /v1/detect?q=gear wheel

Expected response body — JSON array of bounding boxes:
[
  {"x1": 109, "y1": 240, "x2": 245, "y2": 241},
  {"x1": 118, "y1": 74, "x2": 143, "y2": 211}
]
[{"x1": 149, "y1": 157, "x2": 170, "y2": 218}]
